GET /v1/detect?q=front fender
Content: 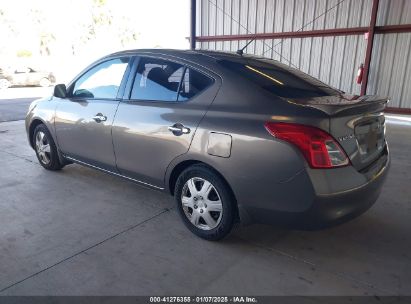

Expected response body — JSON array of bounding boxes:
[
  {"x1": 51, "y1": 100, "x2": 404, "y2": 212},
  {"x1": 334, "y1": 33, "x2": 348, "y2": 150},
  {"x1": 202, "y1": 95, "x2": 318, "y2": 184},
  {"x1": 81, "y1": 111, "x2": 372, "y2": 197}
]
[{"x1": 25, "y1": 96, "x2": 57, "y2": 149}]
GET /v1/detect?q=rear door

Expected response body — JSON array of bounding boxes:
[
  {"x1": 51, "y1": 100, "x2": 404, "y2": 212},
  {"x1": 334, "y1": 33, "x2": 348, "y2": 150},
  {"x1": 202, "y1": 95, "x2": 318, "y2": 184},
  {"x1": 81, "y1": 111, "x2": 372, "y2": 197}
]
[
  {"x1": 54, "y1": 57, "x2": 131, "y2": 171},
  {"x1": 112, "y1": 55, "x2": 220, "y2": 188}
]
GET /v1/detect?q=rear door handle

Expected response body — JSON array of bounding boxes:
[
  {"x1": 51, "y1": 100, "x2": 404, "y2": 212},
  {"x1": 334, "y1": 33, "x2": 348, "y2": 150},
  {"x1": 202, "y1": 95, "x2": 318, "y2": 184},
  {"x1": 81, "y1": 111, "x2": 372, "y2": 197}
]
[
  {"x1": 168, "y1": 123, "x2": 190, "y2": 135},
  {"x1": 92, "y1": 114, "x2": 107, "y2": 123}
]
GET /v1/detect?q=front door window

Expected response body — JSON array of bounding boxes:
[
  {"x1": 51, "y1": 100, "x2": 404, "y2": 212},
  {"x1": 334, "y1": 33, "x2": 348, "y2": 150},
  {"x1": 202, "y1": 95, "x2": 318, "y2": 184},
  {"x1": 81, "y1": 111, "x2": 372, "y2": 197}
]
[{"x1": 72, "y1": 58, "x2": 129, "y2": 99}]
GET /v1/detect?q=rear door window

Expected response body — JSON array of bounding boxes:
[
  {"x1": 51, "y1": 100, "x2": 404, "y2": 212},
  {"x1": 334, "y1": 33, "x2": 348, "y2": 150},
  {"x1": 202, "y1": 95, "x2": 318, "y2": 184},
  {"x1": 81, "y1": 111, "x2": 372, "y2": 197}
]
[
  {"x1": 131, "y1": 57, "x2": 184, "y2": 102},
  {"x1": 218, "y1": 59, "x2": 340, "y2": 99}
]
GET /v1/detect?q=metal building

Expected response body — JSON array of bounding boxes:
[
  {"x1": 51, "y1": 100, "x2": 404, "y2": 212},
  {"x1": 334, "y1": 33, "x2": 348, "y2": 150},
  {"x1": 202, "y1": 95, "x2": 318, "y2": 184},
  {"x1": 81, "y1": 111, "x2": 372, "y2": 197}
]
[{"x1": 191, "y1": 0, "x2": 411, "y2": 112}]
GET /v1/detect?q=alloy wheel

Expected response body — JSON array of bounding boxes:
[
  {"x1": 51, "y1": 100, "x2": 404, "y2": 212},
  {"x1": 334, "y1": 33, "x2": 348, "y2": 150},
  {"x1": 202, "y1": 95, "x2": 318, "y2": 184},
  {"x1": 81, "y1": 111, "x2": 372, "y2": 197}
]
[{"x1": 181, "y1": 177, "x2": 223, "y2": 230}]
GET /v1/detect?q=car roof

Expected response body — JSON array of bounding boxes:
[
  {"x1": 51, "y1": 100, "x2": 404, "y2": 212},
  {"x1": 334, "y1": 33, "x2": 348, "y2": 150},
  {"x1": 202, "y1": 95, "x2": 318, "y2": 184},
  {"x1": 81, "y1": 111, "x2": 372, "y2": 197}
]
[
  {"x1": 109, "y1": 48, "x2": 232, "y2": 58},
  {"x1": 105, "y1": 49, "x2": 277, "y2": 76},
  {"x1": 107, "y1": 48, "x2": 267, "y2": 64}
]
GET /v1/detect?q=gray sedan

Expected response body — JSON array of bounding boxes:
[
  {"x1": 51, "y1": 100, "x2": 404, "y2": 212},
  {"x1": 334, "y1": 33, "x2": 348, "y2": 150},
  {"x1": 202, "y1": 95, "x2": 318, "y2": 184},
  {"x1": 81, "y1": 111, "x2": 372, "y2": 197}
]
[{"x1": 25, "y1": 49, "x2": 390, "y2": 240}]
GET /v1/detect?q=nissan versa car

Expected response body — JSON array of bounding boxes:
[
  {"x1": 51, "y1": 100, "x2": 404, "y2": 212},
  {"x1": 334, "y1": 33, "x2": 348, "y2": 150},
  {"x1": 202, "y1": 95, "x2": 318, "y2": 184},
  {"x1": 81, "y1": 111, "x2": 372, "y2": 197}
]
[{"x1": 26, "y1": 49, "x2": 390, "y2": 240}]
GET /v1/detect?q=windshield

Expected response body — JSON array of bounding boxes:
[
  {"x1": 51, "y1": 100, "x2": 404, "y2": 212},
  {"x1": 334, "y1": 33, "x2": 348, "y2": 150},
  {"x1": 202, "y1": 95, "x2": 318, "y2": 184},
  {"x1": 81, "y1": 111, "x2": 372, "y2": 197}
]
[{"x1": 218, "y1": 58, "x2": 341, "y2": 99}]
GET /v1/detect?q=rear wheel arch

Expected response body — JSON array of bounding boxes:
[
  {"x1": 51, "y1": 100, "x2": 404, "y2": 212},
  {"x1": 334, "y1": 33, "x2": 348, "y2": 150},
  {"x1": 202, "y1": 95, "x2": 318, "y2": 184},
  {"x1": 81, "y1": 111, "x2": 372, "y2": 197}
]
[{"x1": 168, "y1": 160, "x2": 201, "y2": 196}]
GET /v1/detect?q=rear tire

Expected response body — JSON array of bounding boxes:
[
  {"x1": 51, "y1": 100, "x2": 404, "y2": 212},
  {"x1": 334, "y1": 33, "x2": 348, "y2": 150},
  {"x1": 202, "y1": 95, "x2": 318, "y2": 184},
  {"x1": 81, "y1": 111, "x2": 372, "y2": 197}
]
[
  {"x1": 33, "y1": 124, "x2": 64, "y2": 171},
  {"x1": 174, "y1": 164, "x2": 236, "y2": 241}
]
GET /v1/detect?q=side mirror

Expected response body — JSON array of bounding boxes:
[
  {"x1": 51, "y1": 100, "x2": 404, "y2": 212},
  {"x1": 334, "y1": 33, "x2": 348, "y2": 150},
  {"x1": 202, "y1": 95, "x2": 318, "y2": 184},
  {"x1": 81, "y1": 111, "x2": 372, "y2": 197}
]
[{"x1": 53, "y1": 84, "x2": 67, "y2": 98}]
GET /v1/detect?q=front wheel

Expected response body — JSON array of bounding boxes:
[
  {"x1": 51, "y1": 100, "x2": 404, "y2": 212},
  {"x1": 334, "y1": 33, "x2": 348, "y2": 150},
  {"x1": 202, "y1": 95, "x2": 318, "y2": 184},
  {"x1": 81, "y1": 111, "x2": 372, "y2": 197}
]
[
  {"x1": 174, "y1": 164, "x2": 236, "y2": 241},
  {"x1": 33, "y1": 124, "x2": 65, "y2": 170}
]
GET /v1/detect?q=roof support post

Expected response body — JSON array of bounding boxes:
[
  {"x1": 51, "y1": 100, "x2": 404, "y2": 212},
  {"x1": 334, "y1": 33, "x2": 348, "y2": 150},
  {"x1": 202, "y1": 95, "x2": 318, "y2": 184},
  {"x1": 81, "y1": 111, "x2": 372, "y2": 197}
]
[{"x1": 361, "y1": 0, "x2": 380, "y2": 96}]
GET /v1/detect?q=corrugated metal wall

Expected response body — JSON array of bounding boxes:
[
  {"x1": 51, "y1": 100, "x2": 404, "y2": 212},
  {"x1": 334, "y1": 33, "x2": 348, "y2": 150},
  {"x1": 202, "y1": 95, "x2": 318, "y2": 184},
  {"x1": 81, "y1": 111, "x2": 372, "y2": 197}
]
[
  {"x1": 196, "y1": 0, "x2": 411, "y2": 109},
  {"x1": 369, "y1": 0, "x2": 411, "y2": 108}
]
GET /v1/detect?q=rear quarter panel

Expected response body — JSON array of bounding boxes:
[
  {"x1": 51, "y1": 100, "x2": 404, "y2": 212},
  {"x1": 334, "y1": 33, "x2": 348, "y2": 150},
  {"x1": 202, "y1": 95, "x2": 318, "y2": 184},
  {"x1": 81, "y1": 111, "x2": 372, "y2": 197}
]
[{"x1": 168, "y1": 72, "x2": 328, "y2": 214}]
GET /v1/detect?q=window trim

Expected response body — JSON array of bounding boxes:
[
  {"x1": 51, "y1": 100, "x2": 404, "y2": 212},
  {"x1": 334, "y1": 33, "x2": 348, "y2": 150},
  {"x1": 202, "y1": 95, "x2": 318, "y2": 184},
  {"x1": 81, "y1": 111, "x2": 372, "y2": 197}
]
[
  {"x1": 176, "y1": 66, "x2": 187, "y2": 102},
  {"x1": 125, "y1": 54, "x2": 215, "y2": 104},
  {"x1": 66, "y1": 56, "x2": 132, "y2": 101}
]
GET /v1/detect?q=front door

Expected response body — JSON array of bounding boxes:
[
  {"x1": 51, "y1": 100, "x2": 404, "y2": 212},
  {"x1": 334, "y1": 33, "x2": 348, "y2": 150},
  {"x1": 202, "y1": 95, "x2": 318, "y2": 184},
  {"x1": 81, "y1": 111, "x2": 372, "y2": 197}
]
[
  {"x1": 54, "y1": 57, "x2": 131, "y2": 171},
  {"x1": 112, "y1": 56, "x2": 219, "y2": 188}
]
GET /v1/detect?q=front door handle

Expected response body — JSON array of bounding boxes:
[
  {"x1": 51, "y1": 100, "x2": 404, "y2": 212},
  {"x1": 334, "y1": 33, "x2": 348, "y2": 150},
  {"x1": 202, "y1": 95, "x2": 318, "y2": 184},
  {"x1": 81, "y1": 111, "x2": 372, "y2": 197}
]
[
  {"x1": 168, "y1": 123, "x2": 190, "y2": 135},
  {"x1": 92, "y1": 114, "x2": 107, "y2": 123}
]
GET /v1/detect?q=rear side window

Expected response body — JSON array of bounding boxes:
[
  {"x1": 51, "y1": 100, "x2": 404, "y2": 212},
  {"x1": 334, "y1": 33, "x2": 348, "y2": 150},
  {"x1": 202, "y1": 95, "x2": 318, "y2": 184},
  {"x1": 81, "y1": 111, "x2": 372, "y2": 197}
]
[
  {"x1": 178, "y1": 68, "x2": 213, "y2": 101},
  {"x1": 131, "y1": 57, "x2": 184, "y2": 102},
  {"x1": 218, "y1": 59, "x2": 340, "y2": 98}
]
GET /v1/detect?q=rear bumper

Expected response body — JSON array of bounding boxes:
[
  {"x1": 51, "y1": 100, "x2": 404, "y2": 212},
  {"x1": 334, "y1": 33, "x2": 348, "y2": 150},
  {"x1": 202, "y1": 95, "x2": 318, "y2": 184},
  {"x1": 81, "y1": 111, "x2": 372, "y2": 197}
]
[{"x1": 241, "y1": 146, "x2": 390, "y2": 229}]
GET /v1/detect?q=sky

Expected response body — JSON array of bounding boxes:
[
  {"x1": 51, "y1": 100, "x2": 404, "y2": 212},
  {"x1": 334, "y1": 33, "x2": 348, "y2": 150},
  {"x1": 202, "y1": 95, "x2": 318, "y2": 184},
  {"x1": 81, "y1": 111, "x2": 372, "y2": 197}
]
[{"x1": 0, "y1": 0, "x2": 191, "y2": 81}]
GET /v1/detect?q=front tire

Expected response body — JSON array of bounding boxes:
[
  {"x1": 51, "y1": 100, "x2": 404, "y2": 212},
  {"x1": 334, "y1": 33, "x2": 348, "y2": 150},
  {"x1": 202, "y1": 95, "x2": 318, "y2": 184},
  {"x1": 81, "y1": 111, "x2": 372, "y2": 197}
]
[
  {"x1": 33, "y1": 124, "x2": 64, "y2": 170},
  {"x1": 175, "y1": 164, "x2": 236, "y2": 241}
]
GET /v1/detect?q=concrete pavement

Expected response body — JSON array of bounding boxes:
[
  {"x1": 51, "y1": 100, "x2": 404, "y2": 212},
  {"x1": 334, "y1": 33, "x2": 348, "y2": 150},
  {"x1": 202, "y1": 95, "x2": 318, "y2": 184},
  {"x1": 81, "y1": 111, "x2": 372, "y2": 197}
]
[{"x1": 0, "y1": 117, "x2": 410, "y2": 296}]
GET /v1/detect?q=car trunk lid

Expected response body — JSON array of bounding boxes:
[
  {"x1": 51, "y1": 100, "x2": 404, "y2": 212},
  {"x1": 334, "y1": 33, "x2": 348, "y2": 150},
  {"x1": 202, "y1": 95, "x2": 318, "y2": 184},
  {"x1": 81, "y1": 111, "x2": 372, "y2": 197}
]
[{"x1": 290, "y1": 94, "x2": 388, "y2": 171}]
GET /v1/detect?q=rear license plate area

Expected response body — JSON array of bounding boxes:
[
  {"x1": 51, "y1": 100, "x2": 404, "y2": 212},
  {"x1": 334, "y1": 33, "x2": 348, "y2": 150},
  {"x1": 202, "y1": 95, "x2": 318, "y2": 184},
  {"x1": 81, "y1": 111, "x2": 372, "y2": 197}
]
[{"x1": 355, "y1": 116, "x2": 385, "y2": 158}]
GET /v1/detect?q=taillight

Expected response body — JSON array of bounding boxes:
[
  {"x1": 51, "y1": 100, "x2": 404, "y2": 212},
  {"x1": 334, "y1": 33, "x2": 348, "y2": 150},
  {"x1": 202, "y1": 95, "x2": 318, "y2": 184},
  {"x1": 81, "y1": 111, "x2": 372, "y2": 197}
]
[{"x1": 264, "y1": 122, "x2": 350, "y2": 169}]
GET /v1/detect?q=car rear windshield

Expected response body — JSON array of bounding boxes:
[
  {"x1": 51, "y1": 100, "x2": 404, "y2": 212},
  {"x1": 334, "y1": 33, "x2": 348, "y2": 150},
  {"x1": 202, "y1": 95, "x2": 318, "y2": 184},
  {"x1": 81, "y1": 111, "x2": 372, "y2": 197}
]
[{"x1": 218, "y1": 58, "x2": 341, "y2": 98}]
